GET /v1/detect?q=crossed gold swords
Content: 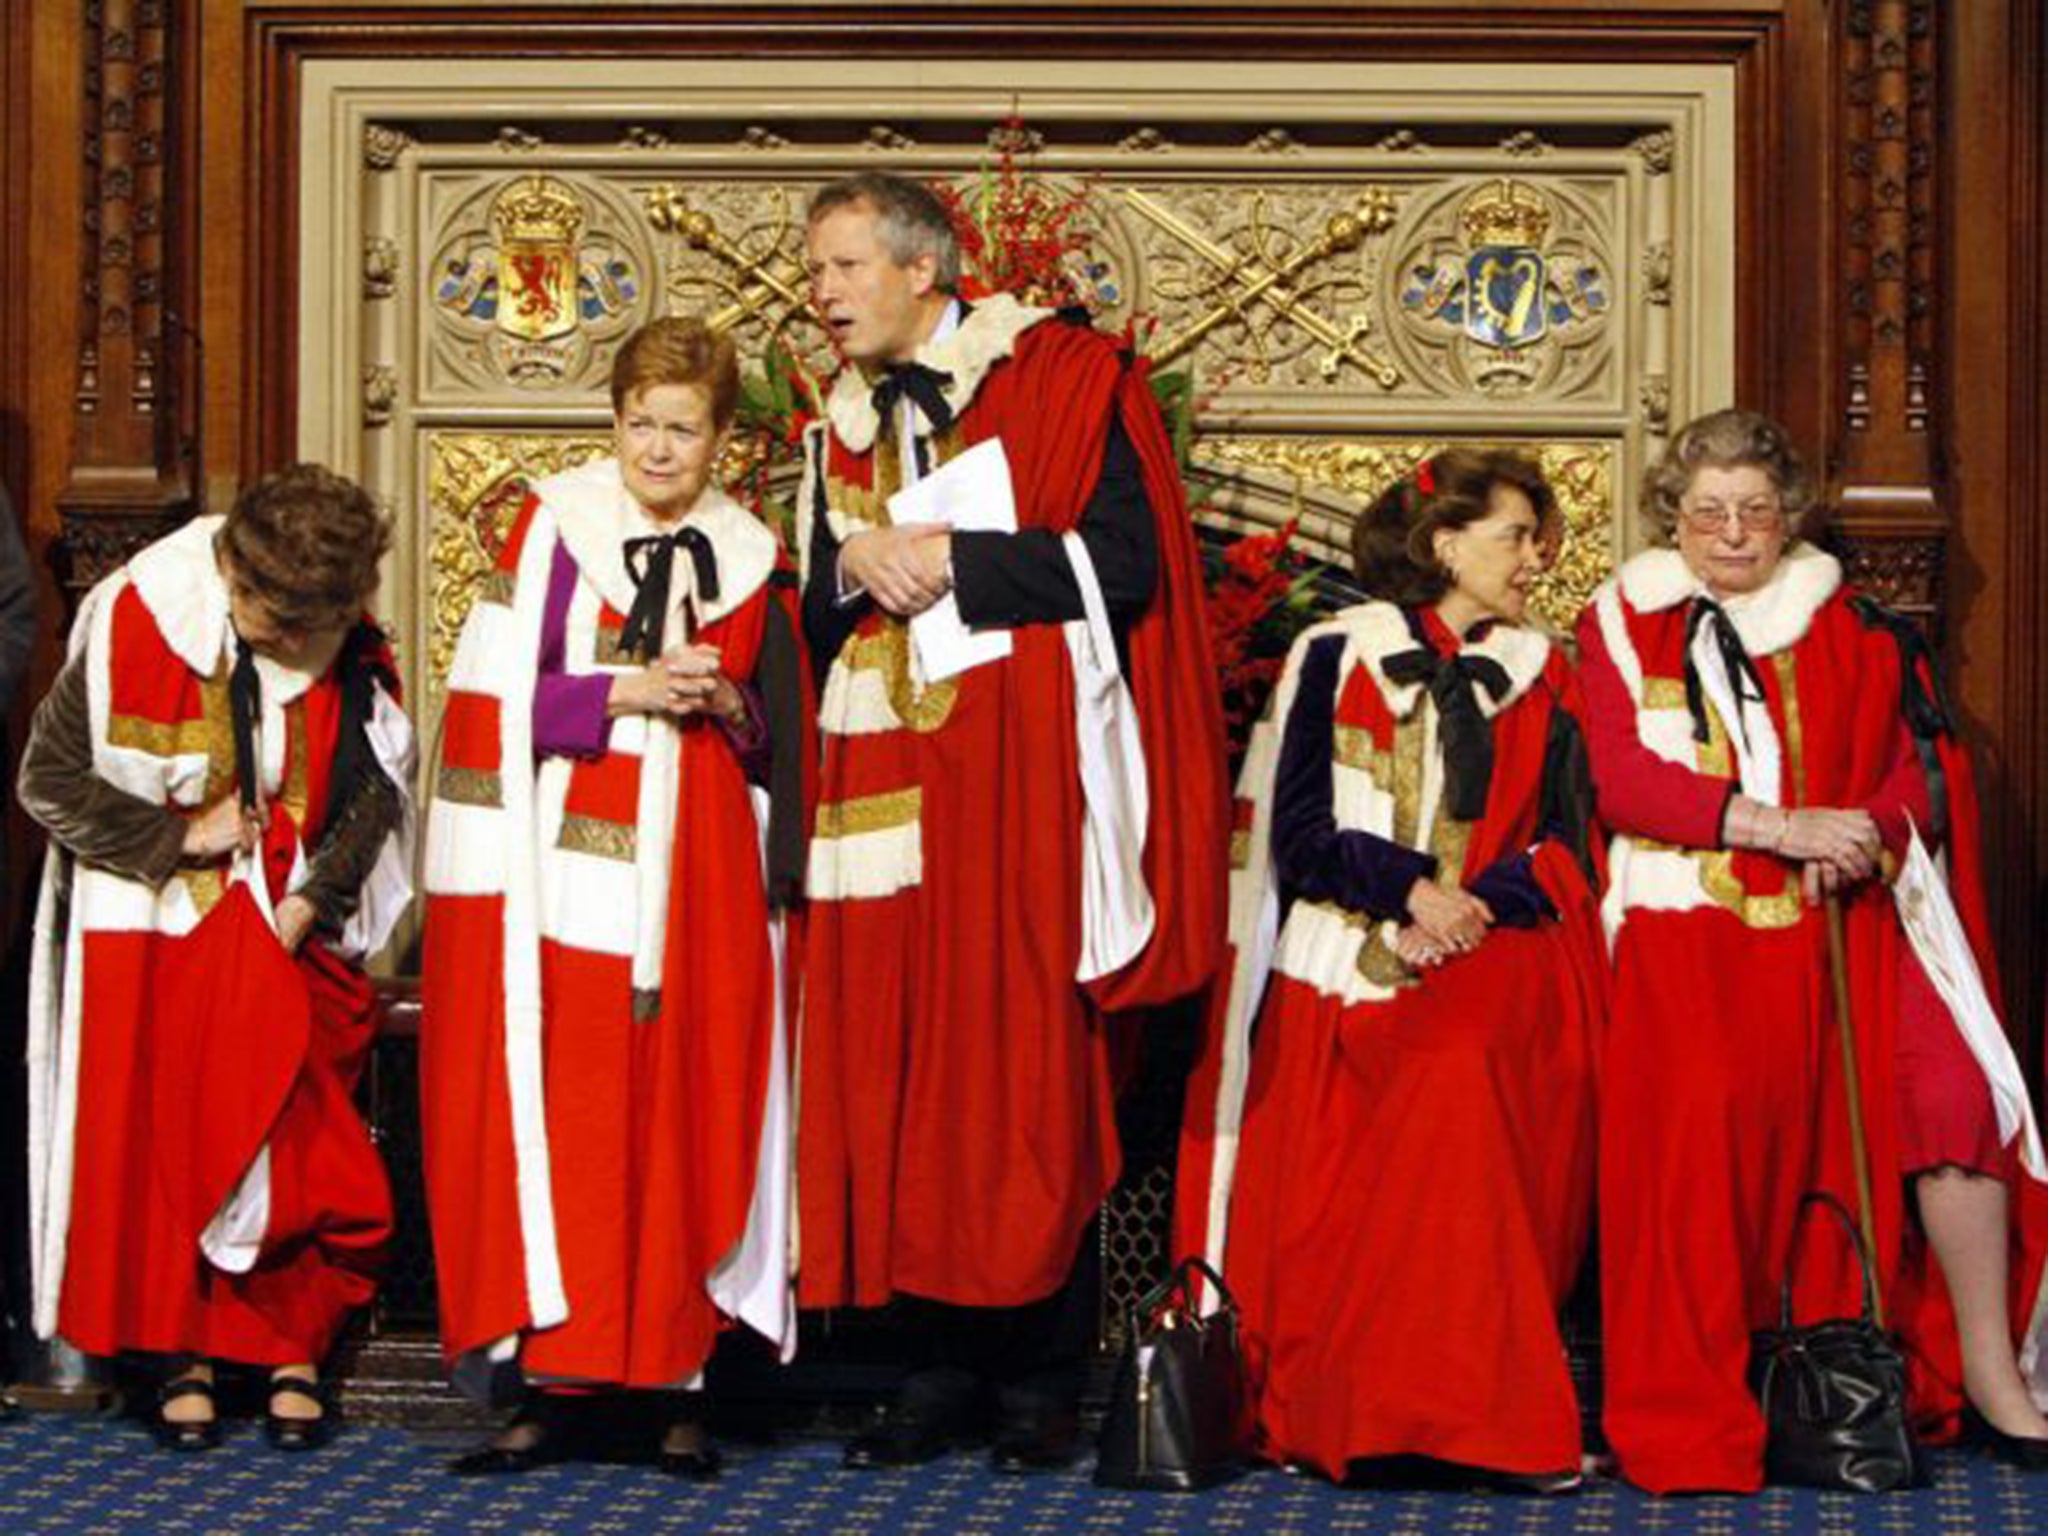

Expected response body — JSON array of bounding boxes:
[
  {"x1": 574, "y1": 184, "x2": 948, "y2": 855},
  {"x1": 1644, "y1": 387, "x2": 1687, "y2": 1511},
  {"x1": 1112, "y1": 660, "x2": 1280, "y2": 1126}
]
[{"x1": 644, "y1": 181, "x2": 1402, "y2": 389}]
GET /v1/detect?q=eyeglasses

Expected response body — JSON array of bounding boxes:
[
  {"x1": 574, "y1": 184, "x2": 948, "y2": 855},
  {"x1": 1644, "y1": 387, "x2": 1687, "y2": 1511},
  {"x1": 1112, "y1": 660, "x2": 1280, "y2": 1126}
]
[{"x1": 1679, "y1": 498, "x2": 1785, "y2": 533}]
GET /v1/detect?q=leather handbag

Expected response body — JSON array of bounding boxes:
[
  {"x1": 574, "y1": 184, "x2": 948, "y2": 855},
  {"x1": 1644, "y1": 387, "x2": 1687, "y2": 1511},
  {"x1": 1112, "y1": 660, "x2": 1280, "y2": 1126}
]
[
  {"x1": 1094, "y1": 1256, "x2": 1247, "y2": 1491},
  {"x1": 1749, "y1": 1192, "x2": 1929, "y2": 1492}
]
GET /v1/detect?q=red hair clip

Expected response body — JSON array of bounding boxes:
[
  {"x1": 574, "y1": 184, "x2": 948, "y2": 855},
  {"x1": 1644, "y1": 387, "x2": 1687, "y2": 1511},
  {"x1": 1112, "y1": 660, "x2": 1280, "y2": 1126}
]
[{"x1": 1414, "y1": 457, "x2": 1438, "y2": 497}]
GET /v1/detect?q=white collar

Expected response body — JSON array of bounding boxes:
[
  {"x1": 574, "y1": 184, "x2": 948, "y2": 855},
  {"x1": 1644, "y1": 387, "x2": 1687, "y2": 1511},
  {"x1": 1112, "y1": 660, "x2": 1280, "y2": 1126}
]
[
  {"x1": 533, "y1": 458, "x2": 777, "y2": 624},
  {"x1": 825, "y1": 291, "x2": 1051, "y2": 453},
  {"x1": 1330, "y1": 600, "x2": 1552, "y2": 720},
  {"x1": 125, "y1": 514, "x2": 326, "y2": 704},
  {"x1": 1615, "y1": 542, "x2": 1841, "y2": 658}
]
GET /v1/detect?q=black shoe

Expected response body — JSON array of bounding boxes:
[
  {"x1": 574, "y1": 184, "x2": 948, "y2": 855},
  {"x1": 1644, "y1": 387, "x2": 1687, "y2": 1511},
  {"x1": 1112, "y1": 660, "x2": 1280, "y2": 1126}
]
[
  {"x1": 844, "y1": 1404, "x2": 958, "y2": 1469},
  {"x1": 264, "y1": 1377, "x2": 333, "y2": 1453},
  {"x1": 989, "y1": 1411, "x2": 1081, "y2": 1475},
  {"x1": 1960, "y1": 1406, "x2": 2048, "y2": 1472},
  {"x1": 449, "y1": 1403, "x2": 567, "y2": 1476},
  {"x1": 657, "y1": 1440, "x2": 725, "y2": 1481},
  {"x1": 151, "y1": 1377, "x2": 221, "y2": 1454},
  {"x1": 0, "y1": 1391, "x2": 21, "y2": 1423}
]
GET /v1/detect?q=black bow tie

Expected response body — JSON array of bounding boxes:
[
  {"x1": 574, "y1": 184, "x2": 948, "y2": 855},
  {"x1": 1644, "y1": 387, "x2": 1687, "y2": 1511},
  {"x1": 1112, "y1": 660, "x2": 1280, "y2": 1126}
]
[
  {"x1": 1683, "y1": 596, "x2": 1768, "y2": 748},
  {"x1": 620, "y1": 527, "x2": 719, "y2": 661},
  {"x1": 228, "y1": 636, "x2": 262, "y2": 811},
  {"x1": 870, "y1": 361, "x2": 955, "y2": 434},
  {"x1": 1381, "y1": 647, "x2": 1513, "y2": 822}
]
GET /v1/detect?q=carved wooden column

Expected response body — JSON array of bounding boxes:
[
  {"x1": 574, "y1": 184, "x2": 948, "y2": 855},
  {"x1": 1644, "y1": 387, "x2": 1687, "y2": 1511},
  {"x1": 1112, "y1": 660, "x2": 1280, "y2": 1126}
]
[
  {"x1": 55, "y1": 0, "x2": 195, "y2": 603},
  {"x1": 1833, "y1": 0, "x2": 1944, "y2": 625}
]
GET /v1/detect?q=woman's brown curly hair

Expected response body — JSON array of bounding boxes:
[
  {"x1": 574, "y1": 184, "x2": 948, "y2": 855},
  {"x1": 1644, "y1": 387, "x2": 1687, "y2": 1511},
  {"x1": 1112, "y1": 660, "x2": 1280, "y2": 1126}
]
[
  {"x1": 215, "y1": 464, "x2": 391, "y2": 633},
  {"x1": 1349, "y1": 448, "x2": 1558, "y2": 606}
]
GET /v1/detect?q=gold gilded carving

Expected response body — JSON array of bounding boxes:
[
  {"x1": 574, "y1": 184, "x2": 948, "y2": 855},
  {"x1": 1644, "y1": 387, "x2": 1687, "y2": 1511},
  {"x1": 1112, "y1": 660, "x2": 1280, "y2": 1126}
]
[
  {"x1": 1393, "y1": 178, "x2": 1613, "y2": 396},
  {"x1": 491, "y1": 175, "x2": 585, "y2": 344},
  {"x1": 1193, "y1": 437, "x2": 1616, "y2": 634},
  {"x1": 645, "y1": 185, "x2": 822, "y2": 361},
  {"x1": 1122, "y1": 186, "x2": 1401, "y2": 386},
  {"x1": 425, "y1": 432, "x2": 611, "y2": 698}
]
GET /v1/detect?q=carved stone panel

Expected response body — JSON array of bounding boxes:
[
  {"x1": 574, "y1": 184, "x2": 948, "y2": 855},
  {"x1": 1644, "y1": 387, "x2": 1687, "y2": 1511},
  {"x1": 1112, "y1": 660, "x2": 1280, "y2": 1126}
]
[{"x1": 295, "y1": 58, "x2": 1734, "y2": 749}]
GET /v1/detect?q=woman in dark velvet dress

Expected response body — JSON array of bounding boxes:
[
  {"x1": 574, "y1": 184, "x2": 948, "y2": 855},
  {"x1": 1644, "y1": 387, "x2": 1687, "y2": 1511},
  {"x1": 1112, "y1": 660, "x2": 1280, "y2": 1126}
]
[{"x1": 1177, "y1": 450, "x2": 1604, "y2": 1489}]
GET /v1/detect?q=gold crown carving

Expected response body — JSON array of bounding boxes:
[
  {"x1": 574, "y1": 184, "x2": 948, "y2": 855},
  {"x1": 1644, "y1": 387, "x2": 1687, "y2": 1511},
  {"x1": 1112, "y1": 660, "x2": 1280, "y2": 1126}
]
[
  {"x1": 491, "y1": 175, "x2": 586, "y2": 245},
  {"x1": 1458, "y1": 179, "x2": 1551, "y2": 249}
]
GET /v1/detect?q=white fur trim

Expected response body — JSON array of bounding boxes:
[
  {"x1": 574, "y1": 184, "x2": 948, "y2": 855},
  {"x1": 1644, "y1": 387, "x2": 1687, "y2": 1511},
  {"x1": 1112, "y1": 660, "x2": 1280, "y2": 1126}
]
[
  {"x1": 1615, "y1": 543, "x2": 1841, "y2": 659},
  {"x1": 823, "y1": 293, "x2": 1052, "y2": 454},
  {"x1": 532, "y1": 461, "x2": 776, "y2": 628},
  {"x1": 705, "y1": 786, "x2": 798, "y2": 1361},
  {"x1": 492, "y1": 507, "x2": 571, "y2": 1332},
  {"x1": 805, "y1": 821, "x2": 922, "y2": 901}
]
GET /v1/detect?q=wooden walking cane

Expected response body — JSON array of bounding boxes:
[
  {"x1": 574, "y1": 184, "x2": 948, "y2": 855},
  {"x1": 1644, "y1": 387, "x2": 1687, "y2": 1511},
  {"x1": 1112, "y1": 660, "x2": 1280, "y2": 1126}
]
[{"x1": 1825, "y1": 893, "x2": 1886, "y2": 1328}]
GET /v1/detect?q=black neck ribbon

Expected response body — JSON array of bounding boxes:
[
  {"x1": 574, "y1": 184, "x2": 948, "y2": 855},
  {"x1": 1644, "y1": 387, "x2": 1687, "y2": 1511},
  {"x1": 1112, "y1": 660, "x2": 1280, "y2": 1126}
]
[
  {"x1": 870, "y1": 361, "x2": 956, "y2": 434},
  {"x1": 1683, "y1": 596, "x2": 1769, "y2": 748},
  {"x1": 620, "y1": 527, "x2": 719, "y2": 662},
  {"x1": 228, "y1": 636, "x2": 262, "y2": 811},
  {"x1": 1381, "y1": 647, "x2": 1513, "y2": 821}
]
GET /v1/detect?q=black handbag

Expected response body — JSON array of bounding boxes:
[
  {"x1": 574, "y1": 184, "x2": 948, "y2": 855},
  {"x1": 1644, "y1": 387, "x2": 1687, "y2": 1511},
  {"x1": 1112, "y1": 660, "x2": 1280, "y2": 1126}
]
[
  {"x1": 1748, "y1": 1192, "x2": 1930, "y2": 1492},
  {"x1": 1094, "y1": 1256, "x2": 1248, "y2": 1491}
]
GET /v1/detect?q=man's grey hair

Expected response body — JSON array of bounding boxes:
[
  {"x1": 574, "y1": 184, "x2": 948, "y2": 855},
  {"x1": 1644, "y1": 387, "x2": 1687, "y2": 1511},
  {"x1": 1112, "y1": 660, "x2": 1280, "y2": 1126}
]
[{"x1": 806, "y1": 172, "x2": 963, "y2": 292}]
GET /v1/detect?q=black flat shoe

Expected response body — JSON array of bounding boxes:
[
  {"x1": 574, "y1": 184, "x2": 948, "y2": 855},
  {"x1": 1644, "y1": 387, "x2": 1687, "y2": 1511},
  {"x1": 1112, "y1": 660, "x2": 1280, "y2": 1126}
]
[
  {"x1": 658, "y1": 1442, "x2": 724, "y2": 1481},
  {"x1": 1960, "y1": 1406, "x2": 2048, "y2": 1472},
  {"x1": 449, "y1": 1405, "x2": 566, "y2": 1476},
  {"x1": 264, "y1": 1377, "x2": 333, "y2": 1453},
  {"x1": 152, "y1": 1377, "x2": 221, "y2": 1453},
  {"x1": 989, "y1": 1411, "x2": 1081, "y2": 1475},
  {"x1": 843, "y1": 1406, "x2": 956, "y2": 1469}
]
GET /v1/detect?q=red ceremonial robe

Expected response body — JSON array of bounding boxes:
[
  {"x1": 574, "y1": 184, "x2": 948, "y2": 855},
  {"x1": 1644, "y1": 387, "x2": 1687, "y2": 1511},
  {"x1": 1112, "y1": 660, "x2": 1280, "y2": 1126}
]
[
  {"x1": 25, "y1": 517, "x2": 404, "y2": 1364},
  {"x1": 1174, "y1": 603, "x2": 1605, "y2": 1478},
  {"x1": 797, "y1": 294, "x2": 1228, "y2": 1310},
  {"x1": 422, "y1": 467, "x2": 811, "y2": 1390},
  {"x1": 1582, "y1": 544, "x2": 2048, "y2": 1494}
]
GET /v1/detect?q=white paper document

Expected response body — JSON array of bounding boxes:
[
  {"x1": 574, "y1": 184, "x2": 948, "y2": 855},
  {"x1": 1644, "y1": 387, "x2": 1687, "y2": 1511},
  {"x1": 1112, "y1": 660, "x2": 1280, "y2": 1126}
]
[{"x1": 889, "y1": 438, "x2": 1017, "y2": 683}]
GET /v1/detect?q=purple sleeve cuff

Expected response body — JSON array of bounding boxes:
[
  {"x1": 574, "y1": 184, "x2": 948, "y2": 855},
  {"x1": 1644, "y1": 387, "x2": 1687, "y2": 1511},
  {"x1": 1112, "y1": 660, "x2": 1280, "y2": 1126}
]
[
  {"x1": 533, "y1": 672, "x2": 614, "y2": 758},
  {"x1": 720, "y1": 680, "x2": 772, "y2": 786},
  {"x1": 531, "y1": 539, "x2": 616, "y2": 759}
]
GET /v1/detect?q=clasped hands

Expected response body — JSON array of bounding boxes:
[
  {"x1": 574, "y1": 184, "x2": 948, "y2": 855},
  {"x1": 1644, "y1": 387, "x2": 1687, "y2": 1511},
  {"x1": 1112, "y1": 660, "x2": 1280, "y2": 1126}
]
[
  {"x1": 840, "y1": 525, "x2": 953, "y2": 617},
  {"x1": 609, "y1": 642, "x2": 747, "y2": 725},
  {"x1": 1725, "y1": 795, "x2": 1883, "y2": 902},
  {"x1": 1393, "y1": 878, "x2": 1496, "y2": 972},
  {"x1": 179, "y1": 795, "x2": 317, "y2": 952}
]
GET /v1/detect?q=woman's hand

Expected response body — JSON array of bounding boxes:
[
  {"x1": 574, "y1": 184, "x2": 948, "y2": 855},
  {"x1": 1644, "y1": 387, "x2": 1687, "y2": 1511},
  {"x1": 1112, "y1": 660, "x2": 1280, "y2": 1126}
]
[
  {"x1": 1392, "y1": 924, "x2": 1450, "y2": 971},
  {"x1": 1406, "y1": 877, "x2": 1494, "y2": 955},
  {"x1": 274, "y1": 894, "x2": 318, "y2": 954},
  {"x1": 661, "y1": 644, "x2": 743, "y2": 721},
  {"x1": 607, "y1": 664, "x2": 671, "y2": 718},
  {"x1": 182, "y1": 794, "x2": 261, "y2": 862},
  {"x1": 1725, "y1": 796, "x2": 1883, "y2": 900}
]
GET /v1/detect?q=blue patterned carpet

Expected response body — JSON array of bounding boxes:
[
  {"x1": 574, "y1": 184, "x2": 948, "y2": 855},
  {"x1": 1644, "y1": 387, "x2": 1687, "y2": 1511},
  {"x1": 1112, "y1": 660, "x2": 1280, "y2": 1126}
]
[{"x1": 3, "y1": 1416, "x2": 2047, "y2": 1533}]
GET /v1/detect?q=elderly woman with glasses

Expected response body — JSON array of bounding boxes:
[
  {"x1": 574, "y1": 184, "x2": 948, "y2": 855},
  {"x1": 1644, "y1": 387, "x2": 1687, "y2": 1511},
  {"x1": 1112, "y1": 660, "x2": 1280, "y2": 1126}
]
[{"x1": 1581, "y1": 408, "x2": 2048, "y2": 1493}]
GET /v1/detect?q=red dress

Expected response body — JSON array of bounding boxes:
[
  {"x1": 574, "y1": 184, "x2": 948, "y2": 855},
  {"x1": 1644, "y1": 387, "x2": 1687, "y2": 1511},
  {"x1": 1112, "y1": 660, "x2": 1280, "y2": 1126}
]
[
  {"x1": 1581, "y1": 544, "x2": 2048, "y2": 1494},
  {"x1": 1177, "y1": 604, "x2": 1605, "y2": 1478},
  {"x1": 796, "y1": 297, "x2": 1227, "y2": 1310}
]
